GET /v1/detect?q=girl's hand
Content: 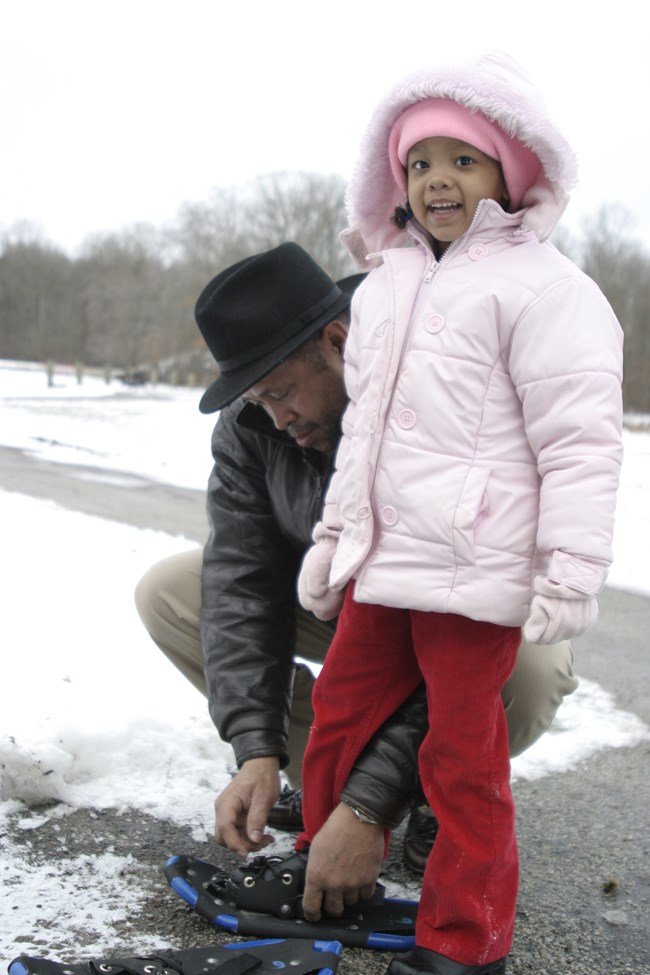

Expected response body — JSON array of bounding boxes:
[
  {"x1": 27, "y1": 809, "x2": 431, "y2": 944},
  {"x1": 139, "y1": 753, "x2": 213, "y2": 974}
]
[{"x1": 524, "y1": 576, "x2": 597, "y2": 644}]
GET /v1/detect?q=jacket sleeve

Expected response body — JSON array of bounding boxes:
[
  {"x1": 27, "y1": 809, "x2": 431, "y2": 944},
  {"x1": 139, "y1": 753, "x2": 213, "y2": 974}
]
[
  {"x1": 201, "y1": 406, "x2": 302, "y2": 770},
  {"x1": 509, "y1": 268, "x2": 624, "y2": 577},
  {"x1": 340, "y1": 684, "x2": 427, "y2": 828}
]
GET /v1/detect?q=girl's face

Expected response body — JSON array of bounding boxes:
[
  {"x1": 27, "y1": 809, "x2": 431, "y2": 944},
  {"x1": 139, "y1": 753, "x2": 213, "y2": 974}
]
[{"x1": 406, "y1": 136, "x2": 508, "y2": 254}]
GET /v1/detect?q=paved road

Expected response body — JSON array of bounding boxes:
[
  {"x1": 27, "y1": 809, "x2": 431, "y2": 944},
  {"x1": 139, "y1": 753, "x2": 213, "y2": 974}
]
[
  {"x1": 2, "y1": 444, "x2": 649, "y2": 974},
  {"x1": 0, "y1": 445, "x2": 209, "y2": 541}
]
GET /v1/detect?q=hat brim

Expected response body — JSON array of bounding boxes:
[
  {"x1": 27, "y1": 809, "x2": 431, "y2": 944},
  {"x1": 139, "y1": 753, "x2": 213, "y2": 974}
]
[{"x1": 198, "y1": 290, "x2": 351, "y2": 414}]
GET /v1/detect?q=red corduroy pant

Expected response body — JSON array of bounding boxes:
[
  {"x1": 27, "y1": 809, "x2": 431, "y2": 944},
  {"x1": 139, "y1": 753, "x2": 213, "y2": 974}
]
[{"x1": 298, "y1": 585, "x2": 521, "y2": 965}]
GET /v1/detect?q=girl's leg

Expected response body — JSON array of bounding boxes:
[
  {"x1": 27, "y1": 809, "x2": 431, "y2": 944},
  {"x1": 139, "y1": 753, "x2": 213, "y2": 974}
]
[
  {"x1": 411, "y1": 612, "x2": 520, "y2": 965},
  {"x1": 299, "y1": 585, "x2": 423, "y2": 843}
]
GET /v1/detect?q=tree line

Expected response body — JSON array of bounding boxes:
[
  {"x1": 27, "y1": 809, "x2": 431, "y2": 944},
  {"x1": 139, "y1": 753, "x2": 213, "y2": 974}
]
[{"x1": 1, "y1": 173, "x2": 648, "y2": 412}]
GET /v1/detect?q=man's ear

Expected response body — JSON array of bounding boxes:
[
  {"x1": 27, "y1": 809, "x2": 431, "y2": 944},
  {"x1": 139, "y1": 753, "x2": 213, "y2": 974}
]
[{"x1": 321, "y1": 319, "x2": 348, "y2": 360}]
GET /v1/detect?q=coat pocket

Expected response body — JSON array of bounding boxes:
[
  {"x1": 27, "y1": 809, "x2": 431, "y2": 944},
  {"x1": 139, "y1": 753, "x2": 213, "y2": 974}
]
[{"x1": 452, "y1": 467, "x2": 491, "y2": 565}]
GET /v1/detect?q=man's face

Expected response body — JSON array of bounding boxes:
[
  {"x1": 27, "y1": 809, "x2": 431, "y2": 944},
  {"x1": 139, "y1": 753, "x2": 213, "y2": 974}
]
[{"x1": 243, "y1": 324, "x2": 347, "y2": 452}]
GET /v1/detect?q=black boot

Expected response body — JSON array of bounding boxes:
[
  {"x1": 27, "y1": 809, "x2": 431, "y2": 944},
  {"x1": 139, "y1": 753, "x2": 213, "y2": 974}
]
[
  {"x1": 387, "y1": 947, "x2": 506, "y2": 975},
  {"x1": 403, "y1": 805, "x2": 439, "y2": 875},
  {"x1": 267, "y1": 785, "x2": 304, "y2": 831}
]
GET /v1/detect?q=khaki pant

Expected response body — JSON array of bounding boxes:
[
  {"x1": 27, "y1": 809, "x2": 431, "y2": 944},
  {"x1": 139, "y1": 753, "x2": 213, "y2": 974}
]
[{"x1": 134, "y1": 548, "x2": 578, "y2": 788}]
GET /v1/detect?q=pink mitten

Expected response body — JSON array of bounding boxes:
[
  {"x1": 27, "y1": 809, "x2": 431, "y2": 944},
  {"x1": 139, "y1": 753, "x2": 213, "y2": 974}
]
[
  {"x1": 298, "y1": 536, "x2": 344, "y2": 621},
  {"x1": 524, "y1": 576, "x2": 598, "y2": 645}
]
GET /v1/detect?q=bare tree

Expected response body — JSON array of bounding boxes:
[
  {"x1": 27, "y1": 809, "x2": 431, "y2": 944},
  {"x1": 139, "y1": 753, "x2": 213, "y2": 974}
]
[
  {"x1": 76, "y1": 228, "x2": 171, "y2": 370},
  {"x1": 0, "y1": 236, "x2": 79, "y2": 363},
  {"x1": 579, "y1": 205, "x2": 650, "y2": 413},
  {"x1": 6, "y1": 183, "x2": 646, "y2": 412},
  {"x1": 243, "y1": 171, "x2": 354, "y2": 279}
]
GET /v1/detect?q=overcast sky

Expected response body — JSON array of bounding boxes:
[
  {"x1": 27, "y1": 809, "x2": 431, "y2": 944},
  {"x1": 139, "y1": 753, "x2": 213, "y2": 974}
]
[{"x1": 3, "y1": 0, "x2": 649, "y2": 256}]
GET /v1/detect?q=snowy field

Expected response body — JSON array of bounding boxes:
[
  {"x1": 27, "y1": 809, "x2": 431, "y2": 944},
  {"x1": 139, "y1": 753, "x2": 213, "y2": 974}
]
[{"x1": 1, "y1": 360, "x2": 649, "y2": 960}]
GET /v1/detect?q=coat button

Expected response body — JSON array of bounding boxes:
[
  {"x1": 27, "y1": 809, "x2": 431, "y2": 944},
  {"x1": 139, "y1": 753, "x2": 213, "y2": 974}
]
[
  {"x1": 381, "y1": 506, "x2": 398, "y2": 526},
  {"x1": 469, "y1": 243, "x2": 488, "y2": 261},
  {"x1": 357, "y1": 505, "x2": 371, "y2": 519},
  {"x1": 425, "y1": 314, "x2": 444, "y2": 333},
  {"x1": 398, "y1": 408, "x2": 416, "y2": 429}
]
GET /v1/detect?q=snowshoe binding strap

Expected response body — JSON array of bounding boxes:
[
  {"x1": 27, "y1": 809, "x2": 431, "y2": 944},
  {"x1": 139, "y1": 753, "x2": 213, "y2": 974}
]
[
  {"x1": 9, "y1": 938, "x2": 343, "y2": 975},
  {"x1": 208, "y1": 850, "x2": 310, "y2": 918},
  {"x1": 164, "y1": 854, "x2": 419, "y2": 950}
]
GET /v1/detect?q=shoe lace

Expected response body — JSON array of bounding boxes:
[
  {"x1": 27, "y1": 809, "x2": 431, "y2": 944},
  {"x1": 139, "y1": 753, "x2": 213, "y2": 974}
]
[
  {"x1": 275, "y1": 785, "x2": 301, "y2": 809},
  {"x1": 409, "y1": 809, "x2": 439, "y2": 843},
  {"x1": 416, "y1": 818, "x2": 438, "y2": 841}
]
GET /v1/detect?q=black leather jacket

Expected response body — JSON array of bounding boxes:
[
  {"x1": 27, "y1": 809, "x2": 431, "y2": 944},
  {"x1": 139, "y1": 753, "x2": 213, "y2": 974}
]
[{"x1": 202, "y1": 400, "x2": 424, "y2": 827}]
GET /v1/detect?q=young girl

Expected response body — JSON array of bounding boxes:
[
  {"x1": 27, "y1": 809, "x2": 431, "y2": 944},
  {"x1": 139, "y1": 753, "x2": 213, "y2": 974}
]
[{"x1": 298, "y1": 52, "x2": 624, "y2": 974}]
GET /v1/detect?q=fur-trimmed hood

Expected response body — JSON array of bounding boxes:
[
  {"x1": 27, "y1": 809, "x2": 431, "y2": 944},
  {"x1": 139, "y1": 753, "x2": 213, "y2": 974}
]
[{"x1": 341, "y1": 52, "x2": 578, "y2": 268}]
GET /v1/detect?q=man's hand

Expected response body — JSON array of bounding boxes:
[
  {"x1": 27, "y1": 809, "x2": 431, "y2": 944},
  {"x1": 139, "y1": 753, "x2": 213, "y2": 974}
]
[
  {"x1": 301, "y1": 802, "x2": 385, "y2": 921},
  {"x1": 214, "y1": 756, "x2": 281, "y2": 857}
]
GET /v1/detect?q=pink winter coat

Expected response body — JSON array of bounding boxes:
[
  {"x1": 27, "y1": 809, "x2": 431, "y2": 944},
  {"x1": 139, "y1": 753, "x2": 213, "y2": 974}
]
[{"x1": 304, "y1": 54, "x2": 624, "y2": 627}]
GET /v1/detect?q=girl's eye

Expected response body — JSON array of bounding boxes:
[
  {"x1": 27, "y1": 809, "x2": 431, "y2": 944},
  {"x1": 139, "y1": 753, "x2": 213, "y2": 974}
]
[
  {"x1": 270, "y1": 390, "x2": 289, "y2": 402},
  {"x1": 411, "y1": 159, "x2": 429, "y2": 171},
  {"x1": 456, "y1": 155, "x2": 474, "y2": 167}
]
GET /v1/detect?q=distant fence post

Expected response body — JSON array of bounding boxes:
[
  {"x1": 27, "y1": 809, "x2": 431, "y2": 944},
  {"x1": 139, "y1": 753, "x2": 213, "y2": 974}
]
[{"x1": 46, "y1": 360, "x2": 55, "y2": 387}]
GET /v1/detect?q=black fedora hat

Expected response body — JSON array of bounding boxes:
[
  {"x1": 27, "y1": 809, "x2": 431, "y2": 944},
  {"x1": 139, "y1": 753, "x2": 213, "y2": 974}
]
[{"x1": 196, "y1": 242, "x2": 361, "y2": 414}]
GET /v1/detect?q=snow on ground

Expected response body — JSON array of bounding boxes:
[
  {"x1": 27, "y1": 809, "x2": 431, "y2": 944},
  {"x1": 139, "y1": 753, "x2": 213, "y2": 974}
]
[{"x1": 1, "y1": 360, "x2": 649, "y2": 961}]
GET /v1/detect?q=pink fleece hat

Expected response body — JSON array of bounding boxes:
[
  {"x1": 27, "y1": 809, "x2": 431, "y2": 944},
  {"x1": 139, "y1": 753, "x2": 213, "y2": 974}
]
[{"x1": 388, "y1": 99, "x2": 542, "y2": 211}]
